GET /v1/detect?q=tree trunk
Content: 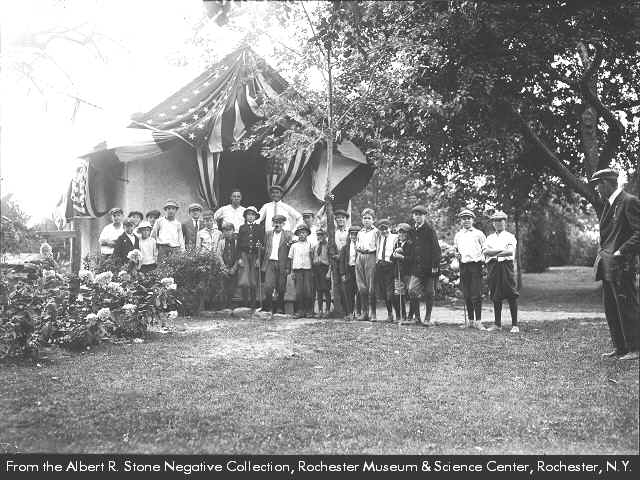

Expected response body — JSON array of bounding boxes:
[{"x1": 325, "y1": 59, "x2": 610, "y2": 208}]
[{"x1": 577, "y1": 43, "x2": 600, "y2": 177}]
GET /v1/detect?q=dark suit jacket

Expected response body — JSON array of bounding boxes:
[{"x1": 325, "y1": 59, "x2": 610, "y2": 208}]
[
  {"x1": 411, "y1": 223, "x2": 441, "y2": 276},
  {"x1": 182, "y1": 219, "x2": 203, "y2": 249},
  {"x1": 393, "y1": 238, "x2": 415, "y2": 277},
  {"x1": 338, "y1": 240, "x2": 356, "y2": 278},
  {"x1": 595, "y1": 190, "x2": 640, "y2": 281},
  {"x1": 216, "y1": 237, "x2": 239, "y2": 271},
  {"x1": 261, "y1": 230, "x2": 293, "y2": 271},
  {"x1": 113, "y1": 232, "x2": 140, "y2": 264},
  {"x1": 238, "y1": 222, "x2": 265, "y2": 254}
]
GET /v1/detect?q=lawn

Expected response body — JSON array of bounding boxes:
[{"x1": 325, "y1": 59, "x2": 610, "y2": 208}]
[{"x1": 0, "y1": 267, "x2": 638, "y2": 454}]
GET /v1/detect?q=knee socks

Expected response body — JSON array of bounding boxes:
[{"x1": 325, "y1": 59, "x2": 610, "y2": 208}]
[{"x1": 494, "y1": 298, "x2": 518, "y2": 326}]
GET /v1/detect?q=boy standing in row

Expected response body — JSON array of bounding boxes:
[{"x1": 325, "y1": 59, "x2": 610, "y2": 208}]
[
  {"x1": 289, "y1": 224, "x2": 314, "y2": 318},
  {"x1": 151, "y1": 199, "x2": 185, "y2": 262},
  {"x1": 262, "y1": 215, "x2": 292, "y2": 314}
]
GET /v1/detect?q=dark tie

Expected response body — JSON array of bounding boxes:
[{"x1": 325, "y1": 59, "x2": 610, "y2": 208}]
[
  {"x1": 194, "y1": 220, "x2": 199, "y2": 231},
  {"x1": 381, "y1": 236, "x2": 387, "y2": 261}
]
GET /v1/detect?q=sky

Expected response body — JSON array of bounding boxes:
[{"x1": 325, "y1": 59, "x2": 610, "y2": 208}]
[{"x1": 0, "y1": 0, "x2": 322, "y2": 225}]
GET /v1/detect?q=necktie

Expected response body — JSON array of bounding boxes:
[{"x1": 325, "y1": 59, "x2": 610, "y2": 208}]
[
  {"x1": 381, "y1": 235, "x2": 387, "y2": 261},
  {"x1": 194, "y1": 220, "x2": 199, "y2": 231}
]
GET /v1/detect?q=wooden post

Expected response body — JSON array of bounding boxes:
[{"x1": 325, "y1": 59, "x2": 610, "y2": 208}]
[{"x1": 36, "y1": 229, "x2": 80, "y2": 274}]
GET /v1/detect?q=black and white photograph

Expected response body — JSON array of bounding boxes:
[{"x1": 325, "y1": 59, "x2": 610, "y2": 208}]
[{"x1": 1, "y1": 0, "x2": 638, "y2": 468}]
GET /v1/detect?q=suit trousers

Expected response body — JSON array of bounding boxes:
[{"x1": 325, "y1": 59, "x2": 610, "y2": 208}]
[
  {"x1": 460, "y1": 261, "x2": 483, "y2": 303},
  {"x1": 344, "y1": 265, "x2": 359, "y2": 315},
  {"x1": 375, "y1": 262, "x2": 395, "y2": 303},
  {"x1": 603, "y1": 274, "x2": 640, "y2": 353},
  {"x1": 356, "y1": 252, "x2": 377, "y2": 297},
  {"x1": 294, "y1": 269, "x2": 314, "y2": 311}
]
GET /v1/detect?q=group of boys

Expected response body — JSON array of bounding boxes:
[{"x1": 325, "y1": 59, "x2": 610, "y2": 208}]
[{"x1": 96, "y1": 186, "x2": 520, "y2": 330}]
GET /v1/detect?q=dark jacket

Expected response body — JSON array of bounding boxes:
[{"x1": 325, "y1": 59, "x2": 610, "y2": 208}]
[
  {"x1": 182, "y1": 219, "x2": 203, "y2": 249},
  {"x1": 237, "y1": 222, "x2": 265, "y2": 255},
  {"x1": 595, "y1": 190, "x2": 640, "y2": 281},
  {"x1": 113, "y1": 232, "x2": 140, "y2": 264},
  {"x1": 411, "y1": 222, "x2": 441, "y2": 276},
  {"x1": 216, "y1": 236, "x2": 239, "y2": 271},
  {"x1": 338, "y1": 238, "x2": 356, "y2": 278},
  {"x1": 261, "y1": 230, "x2": 293, "y2": 272},
  {"x1": 393, "y1": 238, "x2": 415, "y2": 277}
]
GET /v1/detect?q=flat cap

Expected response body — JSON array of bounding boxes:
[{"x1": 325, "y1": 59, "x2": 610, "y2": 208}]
[
  {"x1": 294, "y1": 224, "x2": 311, "y2": 235},
  {"x1": 188, "y1": 203, "x2": 203, "y2": 212},
  {"x1": 334, "y1": 209, "x2": 349, "y2": 217},
  {"x1": 589, "y1": 168, "x2": 619, "y2": 183},
  {"x1": 163, "y1": 199, "x2": 179, "y2": 209},
  {"x1": 269, "y1": 185, "x2": 284, "y2": 193},
  {"x1": 458, "y1": 209, "x2": 475, "y2": 218},
  {"x1": 272, "y1": 214, "x2": 287, "y2": 223},
  {"x1": 128, "y1": 210, "x2": 144, "y2": 219},
  {"x1": 145, "y1": 209, "x2": 161, "y2": 218},
  {"x1": 376, "y1": 218, "x2": 391, "y2": 228},
  {"x1": 109, "y1": 207, "x2": 123, "y2": 215},
  {"x1": 243, "y1": 206, "x2": 259, "y2": 217},
  {"x1": 411, "y1": 205, "x2": 428, "y2": 214},
  {"x1": 361, "y1": 208, "x2": 376, "y2": 218},
  {"x1": 136, "y1": 220, "x2": 152, "y2": 230},
  {"x1": 348, "y1": 225, "x2": 361, "y2": 233},
  {"x1": 122, "y1": 218, "x2": 134, "y2": 227},
  {"x1": 301, "y1": 209, "x2": 315, "y2": 217},
  {"x1": 490, "y1": 210, "x2": 508, "y2": 221},
  {"x1": 396, "y1": 223, "x2": 412, "y2": 232}
]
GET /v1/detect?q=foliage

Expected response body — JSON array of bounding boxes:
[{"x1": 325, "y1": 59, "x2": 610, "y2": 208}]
[{"x1": 1, "y1": 194, "x2": 36, "y2": 256}]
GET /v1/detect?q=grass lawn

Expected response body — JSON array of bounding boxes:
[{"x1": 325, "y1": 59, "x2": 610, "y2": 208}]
[{"x1": 1, "y1": 267, "x2": 638, "y2": 454}]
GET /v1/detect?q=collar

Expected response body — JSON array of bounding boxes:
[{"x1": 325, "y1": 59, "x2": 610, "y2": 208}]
[
  {"x1": 273, "y1": 230, "x2": 282, "y2": 235},
  {"x1": 608, "y1": 187, "x2": 623, "y2": 205}
]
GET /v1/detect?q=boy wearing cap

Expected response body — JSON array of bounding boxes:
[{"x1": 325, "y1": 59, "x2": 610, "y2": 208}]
[
  {"x1": 196, "y1": 210, "x2": 222, "y2": 254},
  {"x1": 589, "y1": 168, "x2": 640, "y2": 361},
  {"x1": 332, "y1": 209, "x2": 350, "y2": 316},
  {"x1": 261, "y1": 215, "x2": 293, "y2": 314},
  {"x1": 355, "y1": 208, "x2": 379, "y2": 321},
  {"x1": 392, "y1": 223, "x2": 414, "y2": 323},
  {"x1": 484, "y1": 211, "x2": 519, "y2": 333},
  {"x1": 145, "y1": 210, "x2": 161, "y2": 228},
  {"x1": 216, "y1": 222, "x2": 240, "y2": 309},
  {"x1": 238, "y1": 206, "x2": 265, "y2": 308},
  {"x1": 137, "y1": 221, "x2": 157, "y2": 273},
  {"x1": 151, "y1": 200, "x2": 185, "y2": 262},
  {"x1": 182, "y1": 203, "x2": 204, "y2": 250},
  {"x1": 113, "y1": 218, "x2": 140, "y2": 265},
  {"x1": 98, "y1": 207, "x2": 125, "y2": 259},
  {"x1": 410, "y1": 205, "x2": 441, "y2": 326},
  {"x1": 312, "y1": 228, "x2": 331, "y2": 317},
  {"x1": 288, "y1": 224, "x2": 314, "y2": 318},
  {"x1": 258, "y1": 185, "x2": 302, "y2": 232},
  {"x1": 454, "y1": 209, "x2": 487, "y2": 330},
  {"x1": 375, "y1": 218, "x2": 398, "y2": 322},
  {"x1": 339, "y1": 225, "x2": 361, "y2": 320}
]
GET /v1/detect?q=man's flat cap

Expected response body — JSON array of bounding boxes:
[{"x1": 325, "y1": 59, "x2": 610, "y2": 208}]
[
  {"x1": 376, "y1": 218, "x2": 391, "y2": 228},
  {"x1": 411, "y1": 205, "x2": 428, "y2": 214},
  {"x1": 294, "y1": 224, "x2": 311, "y2": 235},
  {"x1": 128, "y1": 211, "x2": 144, "y2": 219},
  {"x1": 458, "y1": 209, "x2": 475, "y2": 218},
  {"x1": 589, "y1": 168, "x2": 619, "y2": 183},
  {"x1": 164, "y1": 199, "x2": 179, "y2": 209},
  {"x1": 490, "y1": 210, "x2": 508, "y2": 221},
  {"x1": 301, "y1": 209, "x2": 315, "y2": 217},
  {"x1": 396, "y1": 223, "x2": 412, "y2": 232},
  {"x1": 145, "y1": 209, "x2": 161, "y2": 218},
  {"x1": 348, "y1": 225, "x2": 361, "y2": 233},
  {"x1": 272, "y1": 214, "x2": 287, "y2": 223},
  {"x1": 243, "y1": 206, "x2": 259, "y2": 217},
  {"x1": 334, "y1": 209, "x2": 349, "y2": 217},
  {"x1": 188, "y1": 203, "x2": 203, "y2": 212},
  {"x1": 109, "y1": 207, "x2": 123, "y2": 215}
]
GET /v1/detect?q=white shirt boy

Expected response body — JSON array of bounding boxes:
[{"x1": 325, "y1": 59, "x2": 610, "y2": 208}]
[{"x1": 454, "y1": 227, "x2": 486, "y2": 263}]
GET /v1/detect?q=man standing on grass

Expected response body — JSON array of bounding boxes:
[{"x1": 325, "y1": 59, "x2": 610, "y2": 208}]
[
  {"x1": 258, "y1": 185, "x2": 301, "y2": 233},
  {"x1": 410, "y1": 205, "x2": 441, "y2": 326},
  {"x1": 589, "y1": 168, "x2": 640, "y2": 361}
]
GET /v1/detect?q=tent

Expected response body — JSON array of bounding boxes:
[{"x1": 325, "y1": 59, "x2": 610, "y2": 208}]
[{"x1": 62, "y1": 46, "x2": 373, "y2": 257}]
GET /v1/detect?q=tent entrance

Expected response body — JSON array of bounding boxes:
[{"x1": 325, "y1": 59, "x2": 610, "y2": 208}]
[{"x1": 217, "y1": 148, "x2": 270, "y2": 209}]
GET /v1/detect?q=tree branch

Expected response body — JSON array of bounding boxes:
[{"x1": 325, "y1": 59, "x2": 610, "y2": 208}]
[{"x1": 505, "y1": 102, "x2": 601, "y2": 209}]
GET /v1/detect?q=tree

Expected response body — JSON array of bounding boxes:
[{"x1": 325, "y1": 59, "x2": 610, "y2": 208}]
[{"x1": 1, "y1": 195, "x2": 35, "y2": 257}]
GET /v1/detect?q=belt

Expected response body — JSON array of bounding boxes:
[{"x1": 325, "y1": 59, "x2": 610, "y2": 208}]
[{"x1": 358, "y1": 250, "x2": 376, "y2": 254}]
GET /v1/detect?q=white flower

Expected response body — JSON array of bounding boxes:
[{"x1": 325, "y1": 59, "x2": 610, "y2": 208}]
[
  {"x1": 453, "y1": 279, "x2": 460, "y2": 286},
  {"x1": 160, "y1": 277, "x2": 175, "y2": 287},
  {"x1": 122, "y1": 303, "x2": 136, "y2": 312},
  {"x1": 167, "y1": 283, "x2": 177, "y2": 290},
  {"x1": 441, "y1": 277, "x2": 450, "y2": 285},
  {"x1": 97, "y1": 307, "x2": 111, "y2": 321},
  {"x1": 94, "y1": 271, "x2": 113, "y2": 286},
  {"x1": 78, "y1": 269, "x2": 94, "y2": 283},
  {"x1": 127, "y1": 249, "x2": 141, "y2": 262},
  {"x1": 118, "y1": 270, "x2": 131, "y2": 281},
  {"x1": 167, "y1": 311, "x2": 178, "y2": 320},
  {"x1": 85, "y1": 313, "x2": 98, "y2": 322}
]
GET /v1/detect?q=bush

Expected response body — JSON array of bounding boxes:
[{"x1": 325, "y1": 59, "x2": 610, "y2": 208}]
[{"x1": 567, "y1": 227, "x2": 599, "y2": 266}]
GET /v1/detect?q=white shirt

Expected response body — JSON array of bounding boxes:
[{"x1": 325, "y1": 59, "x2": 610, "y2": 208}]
[
  {"x1": 377, "y1": 233, "x2": 398, "y2": 262},
  {"x1": 98, "y1": 223, "x2": 124, "y2": 255},
  {"x1": 126, "y1": 233, "x2": 136, "y2": 246},
  {"x1": 138, "y1": 237, "x2": 157, "y2": 265},
  {"x1": 214, "y1": 204, "x2": 246, "y2": 232},
  {"x1": 288, "y1": 240, "x2": 312, "y2": 270},
  {"x1": 292, "y1": 224, "x2": 318, "y2": 247},
  {"x1": 197, "y1": 228, "x2": 221, "y2": 253},
  {"x1": 484, "y1": 231, "x2": 517, "y2": 263},
  {"x1": 152, "y1": 217, "x2": 185, "y2": 249},
  {"x1": 258, "y1": 201, "x2": 301, "y2": 232},
  {"x1": 270, "y1": 231, "x2": 282, "y2": 261},
  {"x1": 454, "y1": 227, "x2": 486, "y2": 263},
  {"x1": 348, "y1": 243, "x2": 357, "y2": 266},
  {"x1": 356, "y1": 227, "x2": 378, "y2": 252},
  {"x1": 608, "y1": 187, "x2": 623, "y2": 205}
]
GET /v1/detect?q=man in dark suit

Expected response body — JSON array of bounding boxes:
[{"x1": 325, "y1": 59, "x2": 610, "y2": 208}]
[
  {"x1": 261, "y1": 214, "x2": 293, "y2": 314},
  {"x1": 590, "y1": 168, "x2": 640, "y2": 361},
  {"x1": 113, "y1": 218, "x2": 140, "y2": 265},
  {"x1": 410, "y1": 205, "x2": 442, "y2": 326},
  {"x1": 182, "y1": 203, "x2": 203, "y2": 249}
]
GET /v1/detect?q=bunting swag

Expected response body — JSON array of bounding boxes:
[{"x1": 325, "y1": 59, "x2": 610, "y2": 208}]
[
  {"x1": 196, "y1": 147, "x2": 220, "y2": 210},
  {"x1": 267, "y1": 144, "x2": 316, "y2": 197}
]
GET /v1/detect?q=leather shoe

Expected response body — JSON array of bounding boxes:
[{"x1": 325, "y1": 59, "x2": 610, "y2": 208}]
[
  {"x1": 601, "y1": 350, "x2": 625, "y2": 358},
  {"x1": 619, "y1": 351, "x2": 639, "y2": 361}
]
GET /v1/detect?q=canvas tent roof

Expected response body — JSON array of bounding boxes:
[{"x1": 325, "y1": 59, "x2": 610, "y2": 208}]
[{"x1": 63, "y1": 46, "x2": 372, "y2": 220}]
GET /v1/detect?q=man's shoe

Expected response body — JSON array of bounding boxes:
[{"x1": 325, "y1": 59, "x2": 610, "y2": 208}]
[
  {"x1": 356, "y1": 313, "x2": 368, "y2": 321},
  {"x1": 294, "y1": 312, "x2": 304, "y2": 319},
  {"x1": 487, "y1": 325, "x2": 502, "y2": 332},
  {"x1": 619, "y1": 351, "x2": 639, "y2": 361},
  {"x1": 601, "y1": 350, "x2": 625, "y2": 358},
  {"x1": 510, "y1": 326, "x2": 520, "y2": 333}
]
